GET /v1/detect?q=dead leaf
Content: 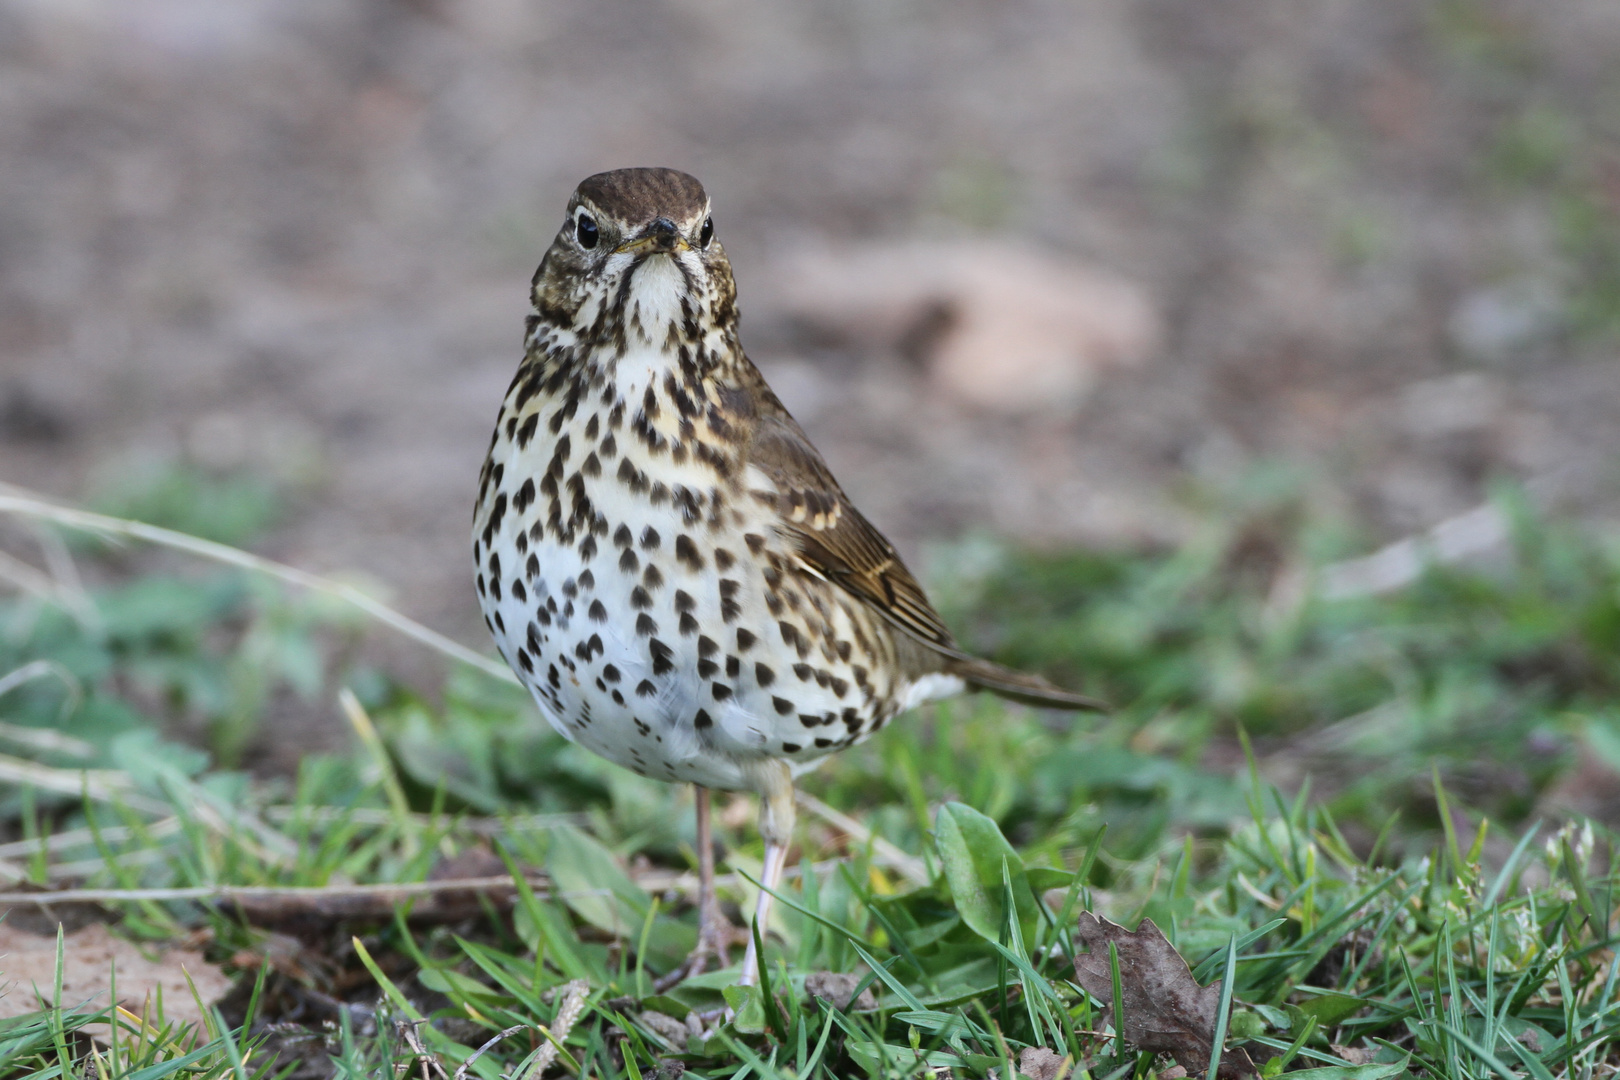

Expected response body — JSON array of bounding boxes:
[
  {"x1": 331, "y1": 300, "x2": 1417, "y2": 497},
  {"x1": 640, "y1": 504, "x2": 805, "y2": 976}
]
[
  {"x1": 637, "y1": 1009, "x2": 691, "y2": 1049},
  {"x1": 1071, "y1": 912, "x2": 1258, "y2": 1079},
  {"x1": 1018, "y1": 1045, "x2": 1073, "y2": 1080},
  {"x1": 0, "y1": 922, "x2": 233, "y2": 1030},
  {"x1": 1333, "y1": 1043, "x2": 1376, "y2": 1065},
  {"x1": 803, "y1": 971, "x2": 877, "y2": 1011}
]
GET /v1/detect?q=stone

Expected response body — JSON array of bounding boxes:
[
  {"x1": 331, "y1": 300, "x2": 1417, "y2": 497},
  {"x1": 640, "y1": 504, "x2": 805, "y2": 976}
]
[{"x1": 768, "y1": 240, "x2": 1159, "y2": 414}]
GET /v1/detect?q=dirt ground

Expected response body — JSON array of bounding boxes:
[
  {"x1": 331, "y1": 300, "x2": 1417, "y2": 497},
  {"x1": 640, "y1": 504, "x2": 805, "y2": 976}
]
[{"x1": 3, "y1": 0, "x2": 1620, "y2": 675}]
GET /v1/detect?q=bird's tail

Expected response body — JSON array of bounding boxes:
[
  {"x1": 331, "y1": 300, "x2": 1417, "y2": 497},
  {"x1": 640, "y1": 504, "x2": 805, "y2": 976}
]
[{"x1": 945, "y1": 655, "x2": 1108, "y2": 711}]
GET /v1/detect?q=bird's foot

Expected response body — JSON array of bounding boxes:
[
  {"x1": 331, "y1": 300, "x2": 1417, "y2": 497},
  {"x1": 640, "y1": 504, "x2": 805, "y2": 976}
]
[{"x1": 652, "y1": 911, "x2": 746, "y2": 992}]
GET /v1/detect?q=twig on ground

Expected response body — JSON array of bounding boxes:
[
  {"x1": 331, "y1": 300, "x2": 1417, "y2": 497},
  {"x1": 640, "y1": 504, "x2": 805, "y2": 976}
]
[
  {"x1": 453, "y1": 1024, "x2": 529, "y2": 1080},
  {"x1": 0, "y1": 854, "x2": 886, "y2": 920},
  {"x1": 0, "y1": 660, "x2": 84, "y2": 736},
  {"x1": 0, "y1": 485, "x2": 516, "y2": 684},
  {"x1": 262, "y1": 806, "x2": 590, "y2": 832},
  {"x1": 795, "y1": 789, "x2": 930, "y2": 885},
  {"x1": 0, "y1": 753, "x2": 168, "y2": 815},
  {"x1": 399, "y1": 1019, "x2": 451, "y2": 1080},
  {"x1": 520, "y1": 979, "x2": 589, "y2": 1080},
  {"x1": 1317, "y1": 502, "x2": 1508, "y2": 599}
]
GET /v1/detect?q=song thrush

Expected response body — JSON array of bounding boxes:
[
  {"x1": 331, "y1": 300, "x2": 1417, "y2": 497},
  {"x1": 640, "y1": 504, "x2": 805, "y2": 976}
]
[{"x1": 473, "y1": 168, "x2": 1101, "y2": 987}]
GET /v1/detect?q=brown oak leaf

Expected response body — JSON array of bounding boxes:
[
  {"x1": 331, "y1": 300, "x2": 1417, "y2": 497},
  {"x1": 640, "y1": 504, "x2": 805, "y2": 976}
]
[{"x1": 1071, "y1": 912, "x2": 1258, "y2": 1079}]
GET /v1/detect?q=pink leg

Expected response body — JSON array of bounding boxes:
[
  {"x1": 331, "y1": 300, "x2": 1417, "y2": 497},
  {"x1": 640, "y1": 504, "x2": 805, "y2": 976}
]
[
  {"x1": 655, "y1": 786, "x2": 732, "y2": 991},
  {"x1": 738, "y1": 761, "x2": 795, "y2": 988}
]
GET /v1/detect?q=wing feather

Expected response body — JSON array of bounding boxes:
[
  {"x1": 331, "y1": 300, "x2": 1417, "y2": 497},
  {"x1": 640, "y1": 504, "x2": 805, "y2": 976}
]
[{"x1": 743, "y1": 404, "x2": 954, "y2": 648}]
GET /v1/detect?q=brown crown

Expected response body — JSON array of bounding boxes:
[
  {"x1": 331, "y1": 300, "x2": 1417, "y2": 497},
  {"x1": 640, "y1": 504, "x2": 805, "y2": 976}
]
[{"x1": 574, "y1": 168, "x2": 708, "y2": 226}]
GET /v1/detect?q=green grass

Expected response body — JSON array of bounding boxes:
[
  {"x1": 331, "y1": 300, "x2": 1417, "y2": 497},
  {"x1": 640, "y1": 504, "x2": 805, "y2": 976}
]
[{"x1": 0, "y1": 484, "x2": 1616, "y2": 1078}]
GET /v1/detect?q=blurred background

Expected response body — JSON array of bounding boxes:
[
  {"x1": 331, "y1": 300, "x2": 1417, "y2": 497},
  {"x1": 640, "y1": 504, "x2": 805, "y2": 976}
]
[{"x1": 4, "y1": 0, "x2": 1620, "y2": 831}]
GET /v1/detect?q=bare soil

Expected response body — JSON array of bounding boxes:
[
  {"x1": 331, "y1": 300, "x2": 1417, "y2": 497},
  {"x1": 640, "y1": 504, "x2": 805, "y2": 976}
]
[{"x1": 3, "y1": 0, "x2": 1619, "y2": 727}]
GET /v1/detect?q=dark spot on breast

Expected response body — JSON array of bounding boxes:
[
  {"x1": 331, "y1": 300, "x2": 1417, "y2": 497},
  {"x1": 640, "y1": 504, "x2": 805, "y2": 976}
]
[
  {"x1": 793, "y1": 663, "x2": 813, "y2": 682},
  {"x1": 829, "y1": 676, "x2": 850, "y2": 698},
  {"x1": 642, "y1": 564, "x2": 663, "y2": 589},
  {"x1": 745, "y1": 533, "x2": 766, "y2": 554},
  {"x1": 585, "y1": 414, "x2": 599, "y2": 439},
  {"x1": 697, "y1": 635, "x2": 719, "y2": 657},
  {"x1": 773, "y1": 696, "x2": 794, "y2": 715},
  {"x1": 711, "y1": 683, "x2": 732, "y2": 700},
  {"x1": 631, "y1": 586, "x2": 652, "y2": 608},
  {"x1": 674, "y1": 590, "x2": 695, "y2": 613},
  {"x1": 588, "y1": 599, "x2": 606, "y2": 621},
  {"x1": 694, "y1": 708, "x2": 712, "y2": 729},
  {"x1": 697, "y1": 658, "x2": 717, "y2": 678},
  {"x1": 579, "y1": 535, "x2": 597, "y2": 560},
  {"x1": 614, "y1": 524, "x2": 633, "y2": 548},
  {"x1": 714, "y1": 549, "x2": 735, "y2": 571},
  {"x1": 679, "y1": 612, "x2": 699, "y2": 636},
  {"x1": 512, "y1": 579, "x2": 527, "y2": 602},
  {"x1": 782, "y1": 741, "x2": 801, "y2": 753},
  {"x1": 641, "y1": 527, "x2": 660, "y2": 549},
  {"x1": 620, "y1": 548, "x2": 640, "y2": 573},
  {"x1": 755, "y1": 663, "x2": 775, "y2": 687},
  {"x1": 636, "y1": 679, "x2": 656, "y2": 697},
  {"x1": 736, "y1": 628, "x2": 756, "y2": 651},
  {"x1": 603, "y1": 664, "x2": 620, "y2": 682},
  {"x1": 516, "y1": 414, "x2": 539, "y2": 447},
  {"x1": 514, "y1": 478, "x2": 536, "y2": 512},
  {"x1": 582, "y1": 452, "x2": 601, "y2": 477},
  {"x1": 649, "y1": 638, "x2": 675, "y2": 675},
  {"x1": 636, "y1": 612, "x2": 658, "y2": 636},
  {"x1": 675, "y1": 534, "x2": 703, "y2": 570}
]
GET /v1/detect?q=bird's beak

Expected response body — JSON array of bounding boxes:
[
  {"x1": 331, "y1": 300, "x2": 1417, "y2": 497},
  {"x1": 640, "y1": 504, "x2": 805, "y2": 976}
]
[{"x1": 615, "y1": 217, "x2": 689, "y2": 255}]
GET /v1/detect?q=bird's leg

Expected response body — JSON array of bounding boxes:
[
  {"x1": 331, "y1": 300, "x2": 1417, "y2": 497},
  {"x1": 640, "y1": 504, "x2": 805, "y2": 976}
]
[
  {"x1": 656, "y1": 785, "x2": 733, "y2": 991},
  {"x1": 693, "y1": 785, "x2": 730, "y2": 966},
  {"x1": 739, "y1": 761, "x2": 795, "y2": 988}
]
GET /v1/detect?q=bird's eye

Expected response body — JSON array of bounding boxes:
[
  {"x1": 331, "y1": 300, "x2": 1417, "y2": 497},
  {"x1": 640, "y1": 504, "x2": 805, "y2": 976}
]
[
  {"x1": 699, "y1": 216, "x2": 714, "y2": 248},
  {"x1": 576, "y1": 213, "x2": 599, "y2": 249}
]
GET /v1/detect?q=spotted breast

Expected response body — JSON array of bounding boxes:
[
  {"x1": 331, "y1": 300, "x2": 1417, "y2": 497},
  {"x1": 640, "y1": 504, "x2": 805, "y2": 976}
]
[{"x1": 473, "y1": 167, "x2": 1097, "y2": 796}]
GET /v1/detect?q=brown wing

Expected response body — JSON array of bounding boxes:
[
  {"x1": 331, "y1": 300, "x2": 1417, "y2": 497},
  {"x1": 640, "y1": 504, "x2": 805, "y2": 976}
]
[
  {"x1": 735, "y1": 371, "x2": 1107, "y2": 712},
  {"x1": 742, "y1": 401, "x2": 955, "y2": 649}
]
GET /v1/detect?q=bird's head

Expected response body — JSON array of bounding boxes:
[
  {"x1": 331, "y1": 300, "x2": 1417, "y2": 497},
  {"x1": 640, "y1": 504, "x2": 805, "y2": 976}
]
[{"x1": 530, "y1": 168, "x2": 737, "y2": 349}]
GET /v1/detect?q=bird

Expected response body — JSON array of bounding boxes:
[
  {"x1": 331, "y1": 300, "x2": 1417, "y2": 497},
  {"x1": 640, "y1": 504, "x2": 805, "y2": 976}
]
[{"x1": 472, "y1": 167, "x2": 1102, "y2": 988}]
